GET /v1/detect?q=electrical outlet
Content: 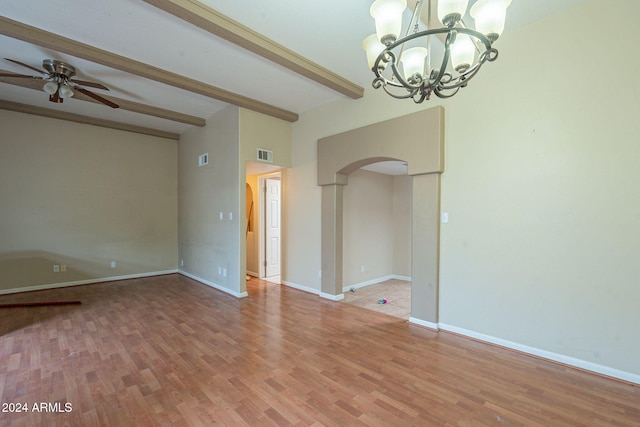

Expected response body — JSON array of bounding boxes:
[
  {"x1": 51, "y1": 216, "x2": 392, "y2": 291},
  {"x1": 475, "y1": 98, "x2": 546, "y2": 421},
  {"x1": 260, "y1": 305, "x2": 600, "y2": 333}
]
[
  {"x1": 360, "y1": 265, "x2": 365, "y2": 273},
  {"x1": 228, "y1": 212, "x2": 233, "y2": 221},
  {"x1": 110, "y1": 261, "x2": 116, "y2": 268},
  {"x1": 219, "y1": 211, "x2": 224, "y2": 220},
  {"x1": 60, "y1": 264, "x2": 67, "y2": 272},
  {"x1": 180, "y1": 259, "x2": 184, "y2": 267},
  {"x1": 218, "y1": 267, "x2": 222, "y2": 275},
  {"x1": 53, "y1": 264, "x2": 60, "y2": 273},
  {"x1": 222, "y1": 268, "x2": 227, "y2": 277}
]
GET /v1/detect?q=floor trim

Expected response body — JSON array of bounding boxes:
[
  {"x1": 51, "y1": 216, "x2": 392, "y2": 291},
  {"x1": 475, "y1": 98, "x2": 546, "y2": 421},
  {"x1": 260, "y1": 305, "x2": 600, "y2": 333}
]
[
  {"x1": 438, "y1": 323, "x2": 640, "y2": 386},
  {"x1": 342, "y1": 274, "x2": 411, "y2": 293},
  {"x1": 408, "y1": 317, "x2": 439, "y2": 331},
  {"x1": 178, "y1": 270, "x2": 248, "y2": 298},
  {"x1": 0, "y1": 270, "x2": 179, "y2": 295},
  {"x1": 281, "y1": 280, "x2": 320, "y2": 295}
]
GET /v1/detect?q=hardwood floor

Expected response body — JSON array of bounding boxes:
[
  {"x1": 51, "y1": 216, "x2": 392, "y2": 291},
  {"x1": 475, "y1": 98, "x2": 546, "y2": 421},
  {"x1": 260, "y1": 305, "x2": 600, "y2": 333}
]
[
  {"x1": 342, "y1": 280, "x2": 411, "y2": 319},
  {"x1": 0, "y1": 274, "x2": 638, "y2": 426}
]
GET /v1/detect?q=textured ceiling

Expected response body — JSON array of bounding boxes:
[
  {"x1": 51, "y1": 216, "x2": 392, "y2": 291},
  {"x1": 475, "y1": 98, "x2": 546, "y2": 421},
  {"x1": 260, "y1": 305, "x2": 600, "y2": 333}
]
[{"x1": 1, "y1": 0, "x2": 588, "y2": 139}]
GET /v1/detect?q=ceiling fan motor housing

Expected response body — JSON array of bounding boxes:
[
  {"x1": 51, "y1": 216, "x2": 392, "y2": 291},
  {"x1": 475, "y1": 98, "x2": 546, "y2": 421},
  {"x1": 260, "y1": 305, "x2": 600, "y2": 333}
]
[{"x1": 42, "y1": 59, "x2": 76, "y2": 79}]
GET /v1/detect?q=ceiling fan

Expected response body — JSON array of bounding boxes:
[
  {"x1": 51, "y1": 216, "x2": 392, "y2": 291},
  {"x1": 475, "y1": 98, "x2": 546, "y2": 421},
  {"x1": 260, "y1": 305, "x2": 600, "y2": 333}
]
[{"x1": 0, "y1": 58, "x2": 119, "y2": 108}]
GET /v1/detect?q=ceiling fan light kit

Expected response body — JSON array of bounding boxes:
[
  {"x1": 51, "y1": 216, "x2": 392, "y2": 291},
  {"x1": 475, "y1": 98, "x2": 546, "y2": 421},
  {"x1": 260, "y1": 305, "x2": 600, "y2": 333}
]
[
  {"x1": 0, "y1": 58, "x2": 118, "y2": 108},
  {"x1": 363, "y1": 0, "x2": 511, "y2": 102}
]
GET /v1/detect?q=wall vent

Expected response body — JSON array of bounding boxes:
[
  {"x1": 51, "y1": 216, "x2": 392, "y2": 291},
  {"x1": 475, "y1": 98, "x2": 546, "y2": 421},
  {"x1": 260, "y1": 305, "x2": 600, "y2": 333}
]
[
  {"x1": 257, "y1": 148, "x2": 273, "y2": 163},
  {"x1": 198, "y1": 153, "x2": 208, "y2": 167}
]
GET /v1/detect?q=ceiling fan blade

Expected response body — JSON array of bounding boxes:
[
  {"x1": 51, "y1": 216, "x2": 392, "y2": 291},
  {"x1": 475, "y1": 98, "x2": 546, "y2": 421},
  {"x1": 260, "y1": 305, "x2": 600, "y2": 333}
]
[
  {"x1": 76, "y1": 87, "x2": 119, "y2": 109},
  {"x1": 69, "y1": 78, "x2": 110, "y2": 91},
  {"x1": 0, "y1": 72, "x2": 43, "y2": 79},
  {"x1": 4, "y1": 58, "x2": 47, "y2": 75}
]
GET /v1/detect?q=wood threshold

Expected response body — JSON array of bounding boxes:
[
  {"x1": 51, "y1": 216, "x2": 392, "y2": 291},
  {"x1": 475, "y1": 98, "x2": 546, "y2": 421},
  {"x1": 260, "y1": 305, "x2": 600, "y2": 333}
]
[
  {"x1": 0, "y1": 16, "x2": 299, "y2": 122},
  {"x1": 142, "y1": 0, "x2": 364, "y2": 100},
  {"x1": 0, "y1": 100, "x2": 180, "y2": 140}
]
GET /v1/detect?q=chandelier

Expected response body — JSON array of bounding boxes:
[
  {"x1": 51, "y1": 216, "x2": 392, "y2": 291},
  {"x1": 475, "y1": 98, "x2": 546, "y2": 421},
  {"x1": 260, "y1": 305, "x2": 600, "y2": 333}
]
[{"x1": 362, "y1": 0, "x2": 511, "y2": 102}]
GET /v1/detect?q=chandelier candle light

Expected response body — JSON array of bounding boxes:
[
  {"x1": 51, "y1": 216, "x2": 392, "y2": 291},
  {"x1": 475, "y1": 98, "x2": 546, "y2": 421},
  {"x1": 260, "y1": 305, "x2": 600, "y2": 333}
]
[{"x1": 363, "y1": 0, "x2": 511, "y2": 102}]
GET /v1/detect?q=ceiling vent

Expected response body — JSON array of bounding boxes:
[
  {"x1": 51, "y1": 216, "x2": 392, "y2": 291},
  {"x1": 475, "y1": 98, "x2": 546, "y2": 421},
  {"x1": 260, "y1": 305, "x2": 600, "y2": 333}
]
[{"x1": 257, "y1": 148, "x2": 273, "y2": 163}]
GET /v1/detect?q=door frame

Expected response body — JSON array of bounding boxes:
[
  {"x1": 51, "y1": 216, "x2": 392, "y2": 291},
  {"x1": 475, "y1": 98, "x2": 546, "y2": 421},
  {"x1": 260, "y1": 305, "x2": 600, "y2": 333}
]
[{"x1": 258, "y1": 171, "x2": 283, "y2": 280}]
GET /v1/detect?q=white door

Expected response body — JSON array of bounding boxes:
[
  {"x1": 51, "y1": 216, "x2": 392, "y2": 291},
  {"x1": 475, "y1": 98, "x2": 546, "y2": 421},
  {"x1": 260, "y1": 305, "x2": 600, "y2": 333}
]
[{"x1": 265, "y1": 178, "x2": 281, "y2": 277}]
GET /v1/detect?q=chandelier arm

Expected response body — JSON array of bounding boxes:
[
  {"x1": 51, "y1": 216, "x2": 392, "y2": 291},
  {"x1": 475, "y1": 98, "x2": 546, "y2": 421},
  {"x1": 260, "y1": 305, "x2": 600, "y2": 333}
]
[
  {"x1": 389, "y1": 55, "x2": 421, "y2": 91},
  {"x1": 429, "y1": 30, "x2": 455, "y2": 88},
  {"x1": 382, "y1": 83, "x2": 421, "y2": 100},
  {"x1": 368, "y1": 17, "x2": 500, "y2": 104},
  {"x1": 435, "y1": 46, "x2": 498, "y2": 91},
  {"x1": 440, "y1": 65, "x2": 482, "y2": 91},
  {"x1": 433, "y1": 86, "x2": 460, "y2": 99}
]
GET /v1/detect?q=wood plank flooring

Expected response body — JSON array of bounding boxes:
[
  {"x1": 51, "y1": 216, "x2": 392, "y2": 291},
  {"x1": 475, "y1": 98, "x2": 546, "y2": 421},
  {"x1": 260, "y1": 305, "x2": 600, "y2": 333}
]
[{"x1": 0, "y1": 274, "x2": 638, "y2": 426}]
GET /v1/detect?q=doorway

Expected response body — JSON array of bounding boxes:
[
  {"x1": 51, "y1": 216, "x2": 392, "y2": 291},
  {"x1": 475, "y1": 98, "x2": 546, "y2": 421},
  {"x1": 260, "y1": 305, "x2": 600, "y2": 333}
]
[
  {"x1": 317, "y1": 107, "x2": 444, "y2": 326},
  {"x1": 262, "y1": 173, "x2": 281, "y2": 283},
  {"x1": 246, "y1": 169, "x2": 283, "y2": 284}
]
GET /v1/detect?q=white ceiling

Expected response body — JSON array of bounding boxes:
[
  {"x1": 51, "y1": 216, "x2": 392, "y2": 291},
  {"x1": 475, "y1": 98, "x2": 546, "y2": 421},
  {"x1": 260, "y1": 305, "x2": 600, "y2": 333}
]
[{"x1": 1, "y1": 0, "x2": 588, "y2": 140}]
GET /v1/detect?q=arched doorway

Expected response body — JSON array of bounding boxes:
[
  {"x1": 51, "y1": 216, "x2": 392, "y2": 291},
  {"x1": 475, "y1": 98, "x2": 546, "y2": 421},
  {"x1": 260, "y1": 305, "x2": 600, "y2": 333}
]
[{"x1": 316, "y1": 107, "x2": 444, "y2": 327}]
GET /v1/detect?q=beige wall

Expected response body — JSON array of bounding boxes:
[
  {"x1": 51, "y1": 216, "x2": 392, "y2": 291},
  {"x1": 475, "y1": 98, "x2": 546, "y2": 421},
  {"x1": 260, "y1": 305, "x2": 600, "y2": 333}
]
[
  {"x1": 342, "y1": 169, "x2": 412, "y2": 287},
  {"x1": 0, "y1": 110, "x2": 178, "y2": 293},
  {"x1": 239, "y1": 108, "x2": 291, "y2": 291},
  {"x1": 178, "y1": 106, "x2": 242, "y2": 294},
  {"x1": 178, "y1": 106, "x2": 290, "y2": 296},
  {"x1": 438, "y1": 0, "x2": 640, "y2": 377},
  {"x1": 343, "y1": 169, "x2": 394, "y2": 286},
  {"x1": 392, "y1": 174, "x2": 412, "y2": 277},
  {"x1": 285, "y1": 0, "x2": 640, "y2": 379}
]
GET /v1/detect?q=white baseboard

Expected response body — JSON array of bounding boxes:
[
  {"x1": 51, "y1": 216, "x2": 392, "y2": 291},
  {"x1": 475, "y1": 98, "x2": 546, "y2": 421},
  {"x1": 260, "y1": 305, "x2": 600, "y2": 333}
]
[
  {"x1": 179, "y1": 270, "x2": 248, "y2": 298},
  {"x1": 281, "y1": 280, "x2": 320, "y2": 295},
  {"x1": 281, "y1": 280, "x2": 345, "y2": 301},
  {"x1": 438, "y1": 323, "x2": 640, "y2": 386},
  {"x1": 320, "y1": 292, "x2": 345, "y2": 301},
  {"x1": 408, "y1": 317, "x2": 439, "y2": 330},
  {"x1": 342, "y1": 274, "x2": 411, "y2": 293},
  {"x1": 246, "y1": 271, "x2": 259, "y2": 277},
  {"x1": 0, "y1": 270, "x2": 179, "y2": 295}
]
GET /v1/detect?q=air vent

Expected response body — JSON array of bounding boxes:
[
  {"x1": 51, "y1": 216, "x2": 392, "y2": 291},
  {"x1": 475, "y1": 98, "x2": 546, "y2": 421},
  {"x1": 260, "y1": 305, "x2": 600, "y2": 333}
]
[
  {"x1": 198, "y1": 153, "x2": 208, "y2": 167},
  {"x1": 257, "y1": 148, "x2": 273, "y2": 163}
]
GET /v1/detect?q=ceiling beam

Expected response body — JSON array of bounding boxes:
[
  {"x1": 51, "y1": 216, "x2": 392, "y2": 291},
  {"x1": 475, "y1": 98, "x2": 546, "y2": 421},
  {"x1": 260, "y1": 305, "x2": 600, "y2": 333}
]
[
  {"x1": 0, "y1": 71, "x2": 206, "y2": 126},
  {"x1": 0, "y1": 16, "x2": 298, "y2": 122},
  {"x1": 142, "y1": 0, "x2": 364, "y2": 100},
  {"x1": 0, "y1": 100, "x2": 180, "y2": 140}
]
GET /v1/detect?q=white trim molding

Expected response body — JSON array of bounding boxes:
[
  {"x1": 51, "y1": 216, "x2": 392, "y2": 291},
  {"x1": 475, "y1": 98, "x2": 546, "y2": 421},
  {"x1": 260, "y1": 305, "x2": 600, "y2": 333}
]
[
  {"x1": 438, "y1": 323, "x2": 640, "y2": 386},
  {"x1": 282, "y1": 281, "x2": 345, "y2": 301},
  {"x1": 179, "y1": 270, "x2": 248, "y2": 298},
  {"x1": 0, "y1": 270, "x2": 179, "y2": 295},
  {"x1": 342, "y1": 275, "x2": 411, "y2": 293},
  {"x1": 409, "y1": 317, "x2": 439, "y2": 331},
  {"x1": 320, "y1": 292, "x2": 345, "y2": 301},
  {"x1": 281, "y1": 280, "x2": 320, "y2": 296}
]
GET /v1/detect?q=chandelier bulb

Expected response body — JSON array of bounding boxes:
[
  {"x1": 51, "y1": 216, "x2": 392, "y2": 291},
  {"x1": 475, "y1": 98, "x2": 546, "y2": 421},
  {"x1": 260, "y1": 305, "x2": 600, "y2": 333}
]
[
  {"x1": 366, "y1": 0, "x2": 508, "y2": 102},
  {"x1": 438, "y1": 0, "x2": 469, "y2": 27},
  {"x1": 470, "y1": 0, "x2": 512, "y2": 43},
  {"x1": 370, "y1": 0, "x2": 407, "y2": 46}
]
